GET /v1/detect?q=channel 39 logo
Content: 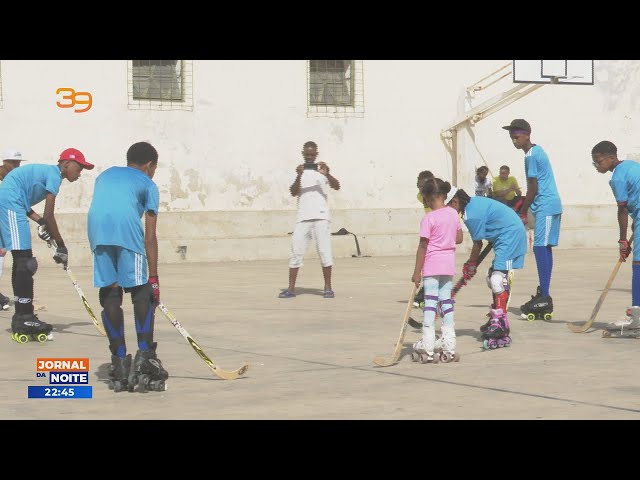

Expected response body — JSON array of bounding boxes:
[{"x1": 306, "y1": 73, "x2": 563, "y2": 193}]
[
  {"x1": 56, "y1": 88, "x2": 92, "y2": 113},
  {"x1": 28, "y1": 358, "x2": 93, "y2": 399}
]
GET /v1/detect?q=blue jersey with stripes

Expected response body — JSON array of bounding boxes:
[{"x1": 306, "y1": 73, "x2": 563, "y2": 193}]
[
  {"x1": 87, "y1": 166, "x2": 159, "y2": 254},
  {"x1": 463, "y1": 197, "x2": 527, "y2": 257},
  {"x1": 524, "y1": 144, "x2": 562, "y2": 216},
  {"x1": 610, "y1": 160, "x2": 640, "y2": 218},
  {"x1": 0, "y1": 164, "x2": 62, "y2": 211}
]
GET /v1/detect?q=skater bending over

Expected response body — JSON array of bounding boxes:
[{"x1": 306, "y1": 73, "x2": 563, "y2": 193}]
[
  {"x1": 87, "y1": 141, "x2": 168, "y2": 392},
  {"x1": 447, "y1": 189, "x2": 527, "y2": 349},
  {"x1": 592, "y1": 140, "x2": 640, "y2": 333},
  {"x1": 0, "y1": 148, "x2": 93, "y2": 343},
  {"x1": 411, "y1": 177, "x2": 463, "y2": 363},
  {"x1": 502, "y1": 119, "x2": 562, "y2": 318}
]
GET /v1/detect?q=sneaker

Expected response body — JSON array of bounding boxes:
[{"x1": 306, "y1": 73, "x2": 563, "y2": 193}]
[{"x1": 323, "y1": 290, "x2": 335, "y2": 299}]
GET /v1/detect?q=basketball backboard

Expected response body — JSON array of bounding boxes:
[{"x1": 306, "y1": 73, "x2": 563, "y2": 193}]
[{"x1": 513, "y1": 60, "x2": 594, "y2": 85}]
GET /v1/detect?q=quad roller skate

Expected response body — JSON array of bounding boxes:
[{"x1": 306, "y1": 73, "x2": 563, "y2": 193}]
[
  {"x1": 11, "y1": 313, "x2": 53, "y2": 344},
  {"x1": 107, "y1": 353, "x2": 132, "y2": 392},
  {"x1": 411, "y1": 338, "x2": 439, "y2": 364},
  {"x1": 127, "y1": 342, "x2": 169, "y2": 392},
  {"x1": 520, "y1": 293, "x2": 553, "y2": 321},
  {"x1": 519, "y1": 286, "x2": 541, "y2": 318},
  {"x1": 435, "y1": 325, "x2": 460, "y2": 362},
  {"x1": 482, "y1": 308, "x2": 512, "y2": 350},
  {"x1": 602, "y1": 306, "x2": 640, "y2": 338}
]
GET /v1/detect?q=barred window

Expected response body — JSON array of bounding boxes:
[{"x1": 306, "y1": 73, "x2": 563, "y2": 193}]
[
  {"x1": 307, "y1": 60, "x2": 364, "y2": 118},
  {"x1": 128, "y1": 60, "x2": 193, "y2": 111},
  {"x1": 309, "y1": 60, "x2": 353, "y2": 106}
]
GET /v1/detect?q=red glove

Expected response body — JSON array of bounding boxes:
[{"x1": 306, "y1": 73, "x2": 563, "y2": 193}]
[
  {"x1": 463, "y1": 261, "x2": 477, "y2": 281},
  {"x1": 148, "y1": 275, "x2": 160, "y2": 305},
  {"x1": 519, "y1": 212, "x2": 528, "y2": 225},
  {"x1": 619, "y1": 239, "x2": 631, "y2": 262}
]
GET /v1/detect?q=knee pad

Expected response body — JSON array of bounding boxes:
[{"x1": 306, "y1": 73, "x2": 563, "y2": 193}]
[
  {"x1": 15, "y1": 257, "x2": 38, "y2": 276},
  {"x1": 489, "y1": 270, "x2": 508, "y2": 294},
  {"x1": 99, "y1": 286, "x2": 123, "y2": 308}
]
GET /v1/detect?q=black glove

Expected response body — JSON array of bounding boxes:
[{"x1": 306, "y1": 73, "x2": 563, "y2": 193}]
[
  {"x1": 53, "y1": 245, "x2": 68, "y2": 266},
  {"x1": 37, "y1": 218, "x2": 51, "y2": 243}
]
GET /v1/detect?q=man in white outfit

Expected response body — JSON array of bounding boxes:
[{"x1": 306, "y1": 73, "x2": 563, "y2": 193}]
[{"x1": 279, "y1": 141, "x2": 341, "y2": 299}]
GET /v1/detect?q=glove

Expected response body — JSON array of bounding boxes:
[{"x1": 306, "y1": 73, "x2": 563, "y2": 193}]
[
  {"x1": 148, "y1": 275, "x2": 160, "y2": 305},
  {"x1": 53, "y1": 245, "x2": 68, "y2": 266},
  {"x1": 37, "y1": 219, "x2": 51, "y2": 242},
  {"x1": 519, "y1": 212, "x2": 528, "y2": 225},
  {"x1": 462, "y1": 261, "x2": 477, "y2": 281},
  {"x1": 619, "y1": 239, "x2": 631, "y2": 262}
]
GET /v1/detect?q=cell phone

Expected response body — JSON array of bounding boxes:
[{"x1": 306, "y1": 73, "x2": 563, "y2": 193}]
[{"x1": 303, "y1": 162, "x2": 317, "y2": 170}]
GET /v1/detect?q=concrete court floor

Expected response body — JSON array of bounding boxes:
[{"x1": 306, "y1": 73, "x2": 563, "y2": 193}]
[{"x1": 0, "y1": 246, "x2": 638, "y2": 420}]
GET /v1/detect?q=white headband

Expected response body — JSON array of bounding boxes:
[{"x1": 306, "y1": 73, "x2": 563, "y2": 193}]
[{"x1": 445, "y1": 186, "x2": 458, "y2": 205}]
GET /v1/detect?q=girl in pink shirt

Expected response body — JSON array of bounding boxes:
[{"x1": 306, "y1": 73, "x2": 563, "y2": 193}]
[{"x1": 411, "y1": 178, "x2": 463, "y2": 363}]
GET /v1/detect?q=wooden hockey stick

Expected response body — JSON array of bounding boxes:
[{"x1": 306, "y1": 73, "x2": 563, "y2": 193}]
[
  {"x1": 373, "y1": 284, "x2": 417, "y2": 367},
  {"x1": 567, "y1": 233, "x2": 634, "y2": 333},
  {"x1": 159, "y1": 303, "x2": 249, "y2": 380}
]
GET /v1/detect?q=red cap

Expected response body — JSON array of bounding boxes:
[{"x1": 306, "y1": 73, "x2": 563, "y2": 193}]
[{"x1": 58, "y1": 148, "x2": 94, "y2": 170}]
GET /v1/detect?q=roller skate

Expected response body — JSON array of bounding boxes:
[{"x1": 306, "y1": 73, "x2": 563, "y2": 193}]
[
  {"x1": 0, "y1": 292, "x2": 11, "y2": 311},
  {"x1": 520, "y1": 285, "x2": 541, "y2": 318},
  {"x1": 521, "y1": 294, "x2": 553, "y2": 322},
  {"x1": 413, "y1": 286, "x2": 425, "y2": 309},
  {"x1": 107, "y1": 353, "x2": 132, "y2": 393},
  {"x1": 602, "y1": 306, "x2": 640, "y2": 338},
  {"x1": 482, "y1": 308, "x2": 512, "y2": 350},
  {"x1": 127, "y1": 342, "x2": 169, "y2": 392},
  {"x1": 437, "y1": 324, "x2": 460, "y2": 363},
  {"x1": 11, "y1": 312, "x2": 53, "y2": 344},
  {"x1": 411, "y1": 325, "x2": 439, "y2": 364}
]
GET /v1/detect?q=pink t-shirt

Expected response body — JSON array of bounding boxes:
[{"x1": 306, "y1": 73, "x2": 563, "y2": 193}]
[{"x1": 420, "y1": 206, "x2": 461, "y2": 277}]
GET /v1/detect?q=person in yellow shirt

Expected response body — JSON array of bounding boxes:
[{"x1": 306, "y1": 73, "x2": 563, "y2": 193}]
[{"x1": 492, "y1": 165, "x2": 522, "y2": 206}]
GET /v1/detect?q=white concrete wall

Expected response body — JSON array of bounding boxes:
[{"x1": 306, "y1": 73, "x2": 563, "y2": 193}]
[{"x1": 0, "y1": 60, "x2": 635, "y2": 266}]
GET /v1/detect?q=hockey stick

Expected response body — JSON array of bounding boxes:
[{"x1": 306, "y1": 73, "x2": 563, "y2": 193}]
[
  {"x1": 408, "y1": 242, "x2": 494, "y2": 329},
  {"x1": 46, "y1": 241, "x2": 106, "y2": 336},
  {"x1": 567, "y1": 233, "x2": 634, "y2": 333},
  {"x1": 158, "y1": 302, "x2": 249, "y2": 380},
  {"x1": 373, "y1": 284, "x2": 417, "y2": 367}
]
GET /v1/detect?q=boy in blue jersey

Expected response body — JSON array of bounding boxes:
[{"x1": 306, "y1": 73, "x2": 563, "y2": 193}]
[
  {"x1": 503, "y1": 119, "x2": 562, "y2": 319},
  {"x1": 592, "y1": 140, "x2": 640, "y2": 332},
  {"x1": 87, "y1": 141, "x2": 168, "y2": 392},
  {"x1": 447, "y1": 189, "x2": 527, "y2": 348},
  {"x1": 0, "y1": 147, "x2": 93, "y2": 341}
]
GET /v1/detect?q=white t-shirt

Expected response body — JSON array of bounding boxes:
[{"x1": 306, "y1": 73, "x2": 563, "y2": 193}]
[
  {"x1": 475, "y1": 176, "x2": 492, "y2": 197},
  {"x1": 293, "y1": 169, "x2": 331, "y2": 222}
]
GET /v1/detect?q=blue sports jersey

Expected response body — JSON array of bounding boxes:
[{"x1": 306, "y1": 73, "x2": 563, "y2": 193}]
[
  {"x1": 87, "y1": 166, "x2": 159, "y2": 254},
  {"x1": 524, "y1": 145, "x2": 562, "y2": 216},
  {"x1": 463, "y1": 197, "x2": 527, "y2": 257},
  {"x1": 0, "y1": 164, "x2": 62, "y2": 211},
  {"x1": 610, "y1": 160, "x2": 640, "y2": 218}
]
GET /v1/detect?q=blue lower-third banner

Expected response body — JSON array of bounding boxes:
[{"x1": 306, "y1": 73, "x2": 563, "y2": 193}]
[{"x1": 28, "y1": 386, "x2": 93, "y2": 399}]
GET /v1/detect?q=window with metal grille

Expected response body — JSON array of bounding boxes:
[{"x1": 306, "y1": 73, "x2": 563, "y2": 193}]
[
  {"x1": 307, "y1": 60, "x2": 364, "y2": 118},
  {"x1": 309, "y1": 60, "x2": 353, "y2": 106},
  {"x1": 128, "y1": 60, "x2": 193, "y2": 111}
]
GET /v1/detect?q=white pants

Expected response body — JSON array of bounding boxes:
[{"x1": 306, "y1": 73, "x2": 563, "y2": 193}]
[{"x1": 289, "y1": 219, "x2": 333, "y2": 268}]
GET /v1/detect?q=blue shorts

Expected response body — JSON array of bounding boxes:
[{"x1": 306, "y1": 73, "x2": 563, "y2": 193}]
[
  {"x1": 93, "y1": 245, "x2": 147, "y2": 288},
  {"x1": 0, "y1": 207, "x2": 31, "y2": 251},
  {"x1": 533, "y1": 213, "x2": 561, "y2": 247},
  {"x1": 491, "y1": 251, "x2": 525, "y2": 271}
]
